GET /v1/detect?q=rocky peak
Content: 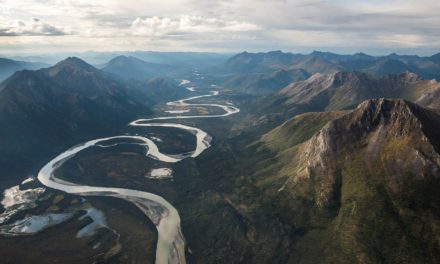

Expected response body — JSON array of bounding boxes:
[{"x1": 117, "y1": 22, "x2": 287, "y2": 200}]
[
  {"x1": 39, "y1": 57, "x2": 119, "y2": 96},
  {"x1": 294, "y1": 98, "x2": 440, "y2": 208},
  {"x1": 47, "y1": 57, "x2": 97, "y2": 77},
  {"x1": 352, "y1": 98, "x2": 419, "y2": 128},
  {"x1": 312, "y1": 99, "x2": 425, "y2": 156}
]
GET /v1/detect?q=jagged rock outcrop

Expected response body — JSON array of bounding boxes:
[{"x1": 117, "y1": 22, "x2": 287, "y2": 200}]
[
  {"x1": 294, "y1": 99, "x2": 440, "y2": 207},
  {"x1": 252, "y1": 98, "x2": 440, "y2": 263}
]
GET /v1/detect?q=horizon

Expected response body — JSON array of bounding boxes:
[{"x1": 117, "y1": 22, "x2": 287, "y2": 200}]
[
  {"x1": 3, "y1": 49, "x2": 440, "y2": 64},
  {"x1": 5, "y1": 49, "x2": 440, "y2": 56},
  {"x1": 1, "y1": 0, "x2": 440, "y2": 56}
]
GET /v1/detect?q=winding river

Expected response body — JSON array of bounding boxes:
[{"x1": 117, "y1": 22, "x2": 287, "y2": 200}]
[{"x1": 37, "y1": 87, "x2": 239, "y2": 264}]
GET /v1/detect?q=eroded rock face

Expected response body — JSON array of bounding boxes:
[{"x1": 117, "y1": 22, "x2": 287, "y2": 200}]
[
  {"x1": 251, "y1": 98, "x2": 440, "y2": 263},
  {"x1": 282, "y1": 99, "x2": 440, "y2": 210}
]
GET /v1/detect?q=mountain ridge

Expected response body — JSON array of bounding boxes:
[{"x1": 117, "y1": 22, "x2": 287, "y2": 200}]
[
  {"x1": 274, "y1": 71, "x2": 440, "y2": 114},
  {"x1": 233, "y1": 98, "x2": 440, "y2": 263},
  {"x1": 222, "y1": 50, "x2": 440, "y2": 80}
]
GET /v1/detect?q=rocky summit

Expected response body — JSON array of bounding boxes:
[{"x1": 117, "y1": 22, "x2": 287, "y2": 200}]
[{"x1": 245, "y1": 98, "x2": 440, "y2": 263}]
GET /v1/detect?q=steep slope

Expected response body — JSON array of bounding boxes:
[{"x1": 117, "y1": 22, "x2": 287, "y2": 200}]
[
  {"x1": 0, "y1": 58, "x2": 47, "y2": 82},
  {"x1": 260, "y1": 111, "x2": 347, "y2": 151},
  {"x1": 101, "y1": 55, "x2": 172, "y2": 80},
  {"x1": 0, "y1": 57, "x2": 150, "y2": 183},
  {"x1": 241, "y1": 99, "x2": 440, "y2": 263}
]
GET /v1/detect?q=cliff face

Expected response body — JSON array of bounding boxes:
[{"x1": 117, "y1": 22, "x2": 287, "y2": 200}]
[
  {"x1": 293, "y1": 99, "x2": 440, "y2": 207},
  {"x1": 251, "y1": 98, "x2": 440, "y2": 263}
]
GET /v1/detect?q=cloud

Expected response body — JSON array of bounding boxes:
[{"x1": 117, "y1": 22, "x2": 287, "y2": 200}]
[
  {"x1": 130, "y1": 15, "x2": 261, "y2": 38},
  {"x1": 0, "y1": 0, "x2": 440, "y2": 54},
  {"x1": 0, "y1": 17, "x2": 66, "y2": 36}
]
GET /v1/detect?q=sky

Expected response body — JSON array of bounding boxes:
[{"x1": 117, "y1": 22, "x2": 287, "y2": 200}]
[{"x1": 0, "y1": 0, "x2": 439, "y2": 56}]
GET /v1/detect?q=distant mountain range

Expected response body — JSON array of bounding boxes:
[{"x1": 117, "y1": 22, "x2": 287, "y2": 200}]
[
  {"x1": 253, "y1": 71, "x2": 440, "y2": 122},
  {"x1": 222, "y1": 50, "x2": 440, "y2": 81},
  {"x1": 6, "y1": 51, "x2": 232, "y2": 67},
  {"x1": 0, "y1": 58, "x2": 48, "y2": 82}
]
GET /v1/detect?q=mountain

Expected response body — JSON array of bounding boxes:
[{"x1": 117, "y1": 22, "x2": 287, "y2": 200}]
[
  {"x1": 223, "y1": 50, "x2": 342, "y2": 74},
  {"x1": 222, "y1": 50, "x2": 338, "y2": 73},
  {"x1": 219, "y1": 51, "x2": 342, "y2": 93},
  {"x1": 224, "y1": 50, "x2": 304, "y2": 73},
  {"x1": 222, "y1": 69, "x2": 310, "y2": 94},
  {"x1": 126, "y1": 51, "x2": 231, "y2": 68},
  {"x1": 234, "y1": 98, "x2": 440, "y2": 263},
  {"x1": 218, "y1": 51, "x2": 440, "y2": 97},
  {"x1": 0, "y1": 58, "x2": 48, "y2": 82},
  {"x1": 364, "y1": 58, "x2": 419, "y2": 76},
  {"x1": 101, "y1": 55, "x2": 173, "y2": 81},
  {"x1": 274, "y1": 71, "x2": 440, "y2": 114},
  {"x1": 0, "y1": 57, "x2": 150, "y2": 183},
  {"x1": 310, "y1": 51, "x2": 376, "y2": 62},
  {"x1": 221, "y1": 50, "x2": 440, "y2": 80},
  {"x1": 229, "y1": 71, "x2": 440, "y2": 138}
]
